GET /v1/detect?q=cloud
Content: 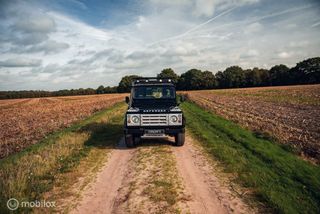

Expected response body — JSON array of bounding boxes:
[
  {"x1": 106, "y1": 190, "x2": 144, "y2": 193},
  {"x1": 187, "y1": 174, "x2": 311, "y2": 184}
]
[
  {"x1": 69, "y1": 0, "x2": 88, "y2": 10},
  {"x1": 278, "y1": 51, "x2": 292, "y2": 59},
  {"x1": 240, "y1": 49, "x2": 259, "y2": 59},
  {"x1": 7, "y1": 12, "x2": 57, "y2": 46},
  {"x1": 0, "y1": 0, "x2": 319, "y2": 90},
  {"x1": 30, "y1": 63, "x2": 60, "y2": 74},
  {"x1": 13, "y1": 15, "x2": 56, "y2": 34},
  {"x1": 0, "y1": 1, "x2": 60, "y2": 56},
  {"x1": 148, "y1": 0, "x2": 259, "y2": 17},
  {"x1": 149, "y1": 6, "x2": 237, "y2": 46},
  {"x1": 126, "y1": 50, "x2": 156, "y2": 60},
  {"x1": 0, "y1": 58, "x2": 42, "y2": 67},
  {"x1": 28, "y1": 40, "x2": 70, "y2": 54},
  {"x1": 311, "y1": 21, "x2": 320, "y2": 28},
  {"x1": 244, "y1": 22, "x2": 263, "y2": 34}
]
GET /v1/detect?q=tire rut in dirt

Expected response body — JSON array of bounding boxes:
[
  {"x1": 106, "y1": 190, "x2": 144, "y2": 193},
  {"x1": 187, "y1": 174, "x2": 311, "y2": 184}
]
[
  {"x1": 71, "y1": 138, "x2": 136, "y2": 214},
  {"x1": 172, "y1": 134, "x2": 253, "y2": 214},
  {"x1": 112, "y1": 138, "x2": 189, "y2": 213}
]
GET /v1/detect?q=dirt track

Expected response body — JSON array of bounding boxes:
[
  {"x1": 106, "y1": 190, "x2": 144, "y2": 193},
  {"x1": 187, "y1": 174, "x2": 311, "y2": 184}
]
[
  {"x1": 71, "y1": 134, "x2": 251, "y2": 214},
  {"x1": 71, "y1": 139, "x2": 134, "y2": 214}
]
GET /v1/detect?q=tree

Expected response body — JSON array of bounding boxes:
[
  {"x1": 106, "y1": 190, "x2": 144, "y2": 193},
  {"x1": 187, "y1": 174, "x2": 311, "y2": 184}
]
[
  {"x1": 178, "y1": 69, "x2": 203, "y2": 90},
  {"x1": 117, "y1": 75, "x2": 140, "y2": 93},
  {"x1": 215, "y1": 71, "x2": 225, "y2": 88},
  {"x1": 157, "y1": 68, "x2": 179, "y2": 83},
  {"x1": 177, "y1": 69, "x2": 216, "y2": 90},
  {"x1": 220, "y1": 66, "x2": 245, "y2": 88},
  {"x1": 104, "y1": 86, "x2": 117, "y2": 93},
  {"x1": 96, "y1": 85, "x2": 105, "y2": 94},
  {"x1": 245, "y1": 67, "x2": 271, "y2": 87},
  {"x1": 290, "y1": 57, "x2": 320, "y2": 84},
  {"x1": 259, "y1": 68, "x2": 271, "y2": 86},
  {"x1": 269, "y1": 64, "x2": 290, "y2": 86},
  {"x1": 201, "y1": 71, "x2": 216, "y2": 89}
]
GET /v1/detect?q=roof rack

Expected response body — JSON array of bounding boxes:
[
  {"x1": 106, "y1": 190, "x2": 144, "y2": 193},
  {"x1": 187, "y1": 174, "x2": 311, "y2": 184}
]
[{"x1": 132, "y1": 77, "x2": 174, "y2": 86}]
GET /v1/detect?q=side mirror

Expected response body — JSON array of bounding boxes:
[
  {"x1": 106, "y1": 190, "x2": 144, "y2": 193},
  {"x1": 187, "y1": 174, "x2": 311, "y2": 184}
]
[{"x1": 125, "y1": 96, "x2": 130, "y2": 104}]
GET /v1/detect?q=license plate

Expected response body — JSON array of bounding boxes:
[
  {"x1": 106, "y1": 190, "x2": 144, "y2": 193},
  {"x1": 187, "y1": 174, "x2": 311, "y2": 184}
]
[{"x1": 145, "y1": 129, "x2": 164, "y2": 134}]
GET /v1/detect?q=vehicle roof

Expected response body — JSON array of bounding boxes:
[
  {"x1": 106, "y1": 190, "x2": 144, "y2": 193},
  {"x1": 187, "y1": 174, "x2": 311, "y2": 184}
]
[
  {"x1": 132, "y1": 77, "x2": 175, "y2": 87},
  {"x1": 133, "y1": 83, "x2": 175, "y2": 87}
]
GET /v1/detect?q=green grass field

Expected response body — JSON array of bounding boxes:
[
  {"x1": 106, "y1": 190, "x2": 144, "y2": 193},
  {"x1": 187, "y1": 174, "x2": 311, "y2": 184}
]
[{"x1": 181, "y1": 101, "x2": 320, "y2": 214}]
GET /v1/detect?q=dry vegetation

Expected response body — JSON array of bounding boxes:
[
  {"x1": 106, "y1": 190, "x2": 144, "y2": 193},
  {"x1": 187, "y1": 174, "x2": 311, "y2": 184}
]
[
  {"x1": 184, "y1": 84, "x2": 320, "y2": 162},
  {"x1": 0, "y1": 103, "x2": 126, "y2": 213},
  {"x1": 0, "y1": 94, "x2": 126, "y2": 158}
]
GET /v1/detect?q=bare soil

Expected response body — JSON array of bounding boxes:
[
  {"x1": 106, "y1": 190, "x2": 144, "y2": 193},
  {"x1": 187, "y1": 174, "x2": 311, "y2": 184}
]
[
  {"x1": 173, "y1": 134, "x2": 251, "y2": 214},
  {"x1": 70, "y1": 135, "x2": 252, "y2": 214},
  {"x1": 0, "y1": 94, "x2": 126, "y2": 158},
  {"x1": 184, "y1": 84, "x2": 320, "y2": 162},
  {"x1": 71, "y1": 139, "x2": 135, "y2": 214}
]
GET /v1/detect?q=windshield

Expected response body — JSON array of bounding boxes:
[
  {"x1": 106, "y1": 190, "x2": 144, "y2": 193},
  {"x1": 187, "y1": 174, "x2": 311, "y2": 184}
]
[{"x1": 133, "y1": 86, "x2": 175, "y2": 99}]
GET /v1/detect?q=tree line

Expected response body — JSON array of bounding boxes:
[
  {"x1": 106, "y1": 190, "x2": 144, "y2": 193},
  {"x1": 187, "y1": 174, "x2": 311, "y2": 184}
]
[
  {"x1": 117, "y1": 57, "x2": 320, "y2": 92},
  {"x1": 1, "y1": 57, "x2": 319, "y2": 99}
]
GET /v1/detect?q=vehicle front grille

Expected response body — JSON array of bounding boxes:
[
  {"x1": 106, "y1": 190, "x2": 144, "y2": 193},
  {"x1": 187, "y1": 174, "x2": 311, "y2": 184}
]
[{"x1": 141, "y1": 114, "x2": 168, "y2": 126}]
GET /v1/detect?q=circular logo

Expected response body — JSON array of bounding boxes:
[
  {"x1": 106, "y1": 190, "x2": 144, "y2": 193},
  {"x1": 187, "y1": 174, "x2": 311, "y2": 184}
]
[{"x1": 7, "y1": 198, "x2": 19, "y2": 211}]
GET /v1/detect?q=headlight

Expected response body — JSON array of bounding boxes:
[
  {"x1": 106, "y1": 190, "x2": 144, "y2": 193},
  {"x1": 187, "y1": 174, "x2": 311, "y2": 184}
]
[
  {"x1": 127, "y1": 114, "x2": 140, "y2": 126},
  {"x1": 170, "y1": 115, "x2": 178, "y2": 123},
  {"x1": 169, "y1": 114, "x2": 182, "y2": 125},
  {"x1": 132, "y1": 115, "x2": 140, "y2": 123}
]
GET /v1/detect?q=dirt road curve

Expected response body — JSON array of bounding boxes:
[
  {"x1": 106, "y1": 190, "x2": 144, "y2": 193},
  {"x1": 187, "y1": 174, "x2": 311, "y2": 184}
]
[{"x1": 71, "y1": 135, "x2": 251, "y2": 214}]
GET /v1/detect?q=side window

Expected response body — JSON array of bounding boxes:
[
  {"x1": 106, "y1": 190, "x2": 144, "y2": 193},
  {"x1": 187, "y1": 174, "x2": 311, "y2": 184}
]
[{"x1": 164, "y1": 88, "x2": 171, "y2": 98}]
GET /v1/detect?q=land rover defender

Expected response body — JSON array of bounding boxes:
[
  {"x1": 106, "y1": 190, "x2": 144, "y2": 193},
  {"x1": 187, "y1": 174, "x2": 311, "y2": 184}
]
[{"x1": 124, "y1": 78, "x2": 185, "y2": 147}]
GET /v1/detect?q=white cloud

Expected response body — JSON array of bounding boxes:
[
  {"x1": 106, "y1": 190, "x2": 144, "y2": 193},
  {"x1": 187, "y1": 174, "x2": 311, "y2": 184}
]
[
  {"x1": 28, "y1": 40, "x2": 70, "y2": 54},
  {"x1": 148, "y1": 0, "x2": 259, "y2": 17},
  {"x1": 244, "y1": 22, "x2": 263, "y2": 34},
  {"x1": 278, "y1": 51, "x2": 292, "y2": 59},
  {"x1": 193, "y1": 0, "x2": 217, "y2": 17},
  {"x1": 13, "y1": 15, "x2": 56, "y2": 33},
  {"x1": 240, "y1": 49, "x2": 259, "y2": 58},
  {"x1": 0, "y1": 0, "x2": 319, "y2": 90},
  {"x1": 311, "y1": 21, "x2": 320, "y2": 28},
  {"x1": 194, "y1": 0, "x2": 259, "y2": 17},
  {"x1": 0, "y1": 58, "x2": 42, "y2": 67}
]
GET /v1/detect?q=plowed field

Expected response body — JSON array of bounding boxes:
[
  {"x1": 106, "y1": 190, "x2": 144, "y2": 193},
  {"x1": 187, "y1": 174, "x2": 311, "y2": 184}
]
[
  {"x1": 185, "y1": 84, "x2": 320, "y2": 162},
  {"x1": 0, "y1": 94, "x2": 126, "y2": 158}
]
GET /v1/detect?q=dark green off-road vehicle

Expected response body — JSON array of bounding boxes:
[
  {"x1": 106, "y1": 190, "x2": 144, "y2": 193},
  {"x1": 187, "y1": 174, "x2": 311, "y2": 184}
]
[{"x1": 124, "y1": 78, "x2": 185, "y2": 147}]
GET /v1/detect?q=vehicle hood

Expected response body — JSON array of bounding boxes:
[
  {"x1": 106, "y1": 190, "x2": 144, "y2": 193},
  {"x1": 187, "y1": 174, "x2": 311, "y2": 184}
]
[
  {"x1": 128, "y1": 100, "x2": 182, "y2": 113},
  {"x1": 131, "y1": 99, "x2": 177, "y2": 110}
]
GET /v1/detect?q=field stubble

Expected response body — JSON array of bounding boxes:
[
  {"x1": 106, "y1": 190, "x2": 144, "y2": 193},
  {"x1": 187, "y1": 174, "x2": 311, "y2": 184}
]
[
  {"x1": 0, "y1": 94, "x2": 126, "y2": 158},
  {"x1": 184, "y1": 84, "x2": 320, "y2": 162}
]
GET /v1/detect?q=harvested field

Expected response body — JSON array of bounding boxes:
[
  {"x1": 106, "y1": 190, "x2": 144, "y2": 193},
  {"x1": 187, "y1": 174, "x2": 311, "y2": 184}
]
[
  {"x1": 184, "y1": 84, "x2": 320, "y2": 162},
  {"x1": 0, "y1": 94, "x2": 126, "y2": 158}
]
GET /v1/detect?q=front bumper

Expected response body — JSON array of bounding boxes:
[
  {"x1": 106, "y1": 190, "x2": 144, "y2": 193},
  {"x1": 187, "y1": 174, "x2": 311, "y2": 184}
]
[{"x1": 124, "y1": 126, "x2": 185, "y2": 136}]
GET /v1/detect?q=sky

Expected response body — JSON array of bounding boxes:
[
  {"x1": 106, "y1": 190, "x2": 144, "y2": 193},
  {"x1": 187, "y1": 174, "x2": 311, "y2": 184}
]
[{"x1": 0, "y1": 0, "x2": 319, "y2": 91}]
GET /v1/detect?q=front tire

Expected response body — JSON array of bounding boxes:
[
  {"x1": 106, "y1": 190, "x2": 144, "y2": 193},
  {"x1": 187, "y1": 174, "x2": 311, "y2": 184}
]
[
  {"x1": 125, "y1": 134, "x2": 135, "y2": 148},
  {"x1": 174, "y1": 133, "x2": 185, "y2": 146},
  {"x1": 134, "y1": 135, "x2": 140, "y2": 145}
]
